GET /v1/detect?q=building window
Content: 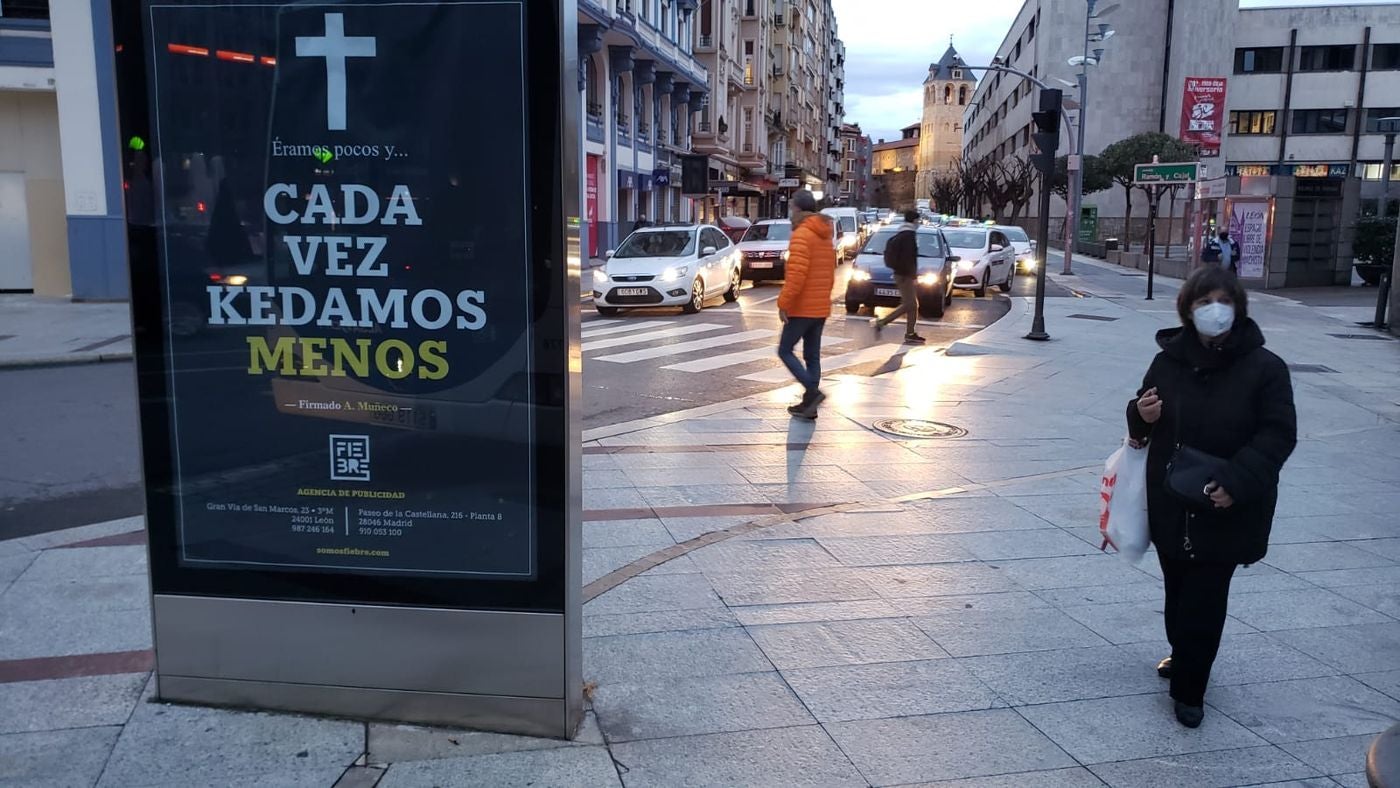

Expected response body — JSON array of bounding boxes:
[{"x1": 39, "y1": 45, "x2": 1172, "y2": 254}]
[
  {"x1": 585, "y1": 57, "x2": 600, "y2": 118},
  {"x1": 1013, "y1": 42, "x2": 1021, "y2": 62},
  {"x1": 1027, "y1": 15, "x2": 1036, "y2": 41},
  {"x1": 1374, "y1": 43, "x2": 1400, "y2": 70},
  {"x1": 0, "y1": 0, "x2": 49, "y2": 18},
  {"x1": 1228, "y1": 110, "x2": 1277, "y2": 135},
  {"x1": 952, "y1": 69, "x2": 962, "y2": 80},
  {"x1": 944, "y1": 85, "x2": 952, "y2": 104},
  {"x1": 1234, "y1": 47, "x2": 1286, "y2": 74},
  {"x1": 744, "y1": 0, "x2": 755, "y2": 16},
  {"x1": 1365, "y1": 108, "x2": 1400, "y2": 133},
  {"x1": 1361, "y1": 163, "x2": 1400, "y2": 181},
  {"x1": 1298, "y1": 44, "x2": 1355, "y2": 72},
  {"x1": 1291, "y1": 108, "x2": 1349, "y2": 134}
]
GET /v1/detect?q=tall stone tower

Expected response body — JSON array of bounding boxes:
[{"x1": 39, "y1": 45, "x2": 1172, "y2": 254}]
[{"x1": 915, "y1": 43, "x2": 977, "y2": 204}]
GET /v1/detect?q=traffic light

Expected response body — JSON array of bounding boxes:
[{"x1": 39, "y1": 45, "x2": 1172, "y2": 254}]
[{"x1": 1029, "y1": 88, "x2": 1062, "y2": 175}]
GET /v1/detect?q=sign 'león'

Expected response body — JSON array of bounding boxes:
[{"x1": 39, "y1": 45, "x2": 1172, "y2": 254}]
[{"x1": 114, "y1": 0, "x2": 580, "y2": 736}]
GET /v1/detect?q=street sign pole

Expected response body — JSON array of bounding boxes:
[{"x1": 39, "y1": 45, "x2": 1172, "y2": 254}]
[{"x1": 1146, "y1": 187, "x2": 1160, "y2": 300}]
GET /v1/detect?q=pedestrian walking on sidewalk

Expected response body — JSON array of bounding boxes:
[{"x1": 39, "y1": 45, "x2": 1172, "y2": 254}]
[
  {"x1": 1126, "y1": 266, "x2": 1296, "y2": 729},
  {"x1": 776, "y1": 190, "x2": 836, "y2": 419},
  {"x1": 871, "y1": 209, "x2": 925, "y2": 344}
]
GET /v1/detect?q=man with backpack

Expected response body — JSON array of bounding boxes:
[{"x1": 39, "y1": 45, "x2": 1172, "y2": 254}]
[{"x1": 871, "y1": 209, "x2": 925, "y2": 344}]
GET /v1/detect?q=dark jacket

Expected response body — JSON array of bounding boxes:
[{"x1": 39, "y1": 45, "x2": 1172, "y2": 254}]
[
  {"x1": 1126, "y1": 318, "x2": 1297, "y2": 564},
  {"x1": 884, "y1": 224, "x2": 918, "y2": 277}
]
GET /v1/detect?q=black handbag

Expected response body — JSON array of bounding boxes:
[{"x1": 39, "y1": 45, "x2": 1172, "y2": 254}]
[
  {"x1": 1163, "y1": 398, "x2": 1231, "y2": 509},
  {"x1": 1165, "y1": 444, "x2": 1230, "y2": 510}
]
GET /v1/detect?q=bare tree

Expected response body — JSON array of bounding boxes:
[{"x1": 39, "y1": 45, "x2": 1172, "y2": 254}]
[
  {"x1": 930, "y1": 173, "x2": 961, "y2": 216},
  {"x1": 1000, "y1": 158, "x2": 1036, "y2": 223}
]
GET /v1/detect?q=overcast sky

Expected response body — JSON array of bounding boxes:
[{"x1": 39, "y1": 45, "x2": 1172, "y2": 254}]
[{"x1": 835, "y1": 0, "x2": 1399, "y2": 145}]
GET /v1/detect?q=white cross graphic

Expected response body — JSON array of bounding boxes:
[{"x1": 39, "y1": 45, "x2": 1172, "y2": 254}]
[{"x1": 296, "y1": 13, "x2": 376, "y2": 131}]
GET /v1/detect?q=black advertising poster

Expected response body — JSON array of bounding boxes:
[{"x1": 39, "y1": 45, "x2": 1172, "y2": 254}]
[{"x1": 144, "y1": 1, "x2": 538, "y2": 579}]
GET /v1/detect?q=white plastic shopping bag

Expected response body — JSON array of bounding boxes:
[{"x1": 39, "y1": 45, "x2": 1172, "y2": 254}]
[{"x1": 1098, "y1": 439, "x2": 1151, "y2": 564}]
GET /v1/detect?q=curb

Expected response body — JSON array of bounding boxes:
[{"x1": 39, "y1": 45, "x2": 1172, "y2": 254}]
[{"x1": 0, "y1": 352, "x2": 134, "y2": 370}]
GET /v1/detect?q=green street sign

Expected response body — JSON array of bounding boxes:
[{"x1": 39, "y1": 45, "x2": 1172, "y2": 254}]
[
  {"x1": 1133, "y1": 162, "x2": 1199, "y2": 185},
  {"x1": 1078, "y1": 205, "x2": 1098, "y2": 243}
]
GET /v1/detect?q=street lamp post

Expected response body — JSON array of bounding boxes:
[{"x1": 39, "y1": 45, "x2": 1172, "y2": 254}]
[{"x1": 1063, "y1": 1, "x2": 1115, "y2": 276}]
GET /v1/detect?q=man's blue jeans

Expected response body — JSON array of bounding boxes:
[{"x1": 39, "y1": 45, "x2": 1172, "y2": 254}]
[{"x1": 777, "y1": 317, "x2": 825, "y2": 394}]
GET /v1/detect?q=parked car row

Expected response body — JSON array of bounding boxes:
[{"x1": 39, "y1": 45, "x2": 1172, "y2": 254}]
[{"x1": 591, "y1": 217, "x2": 1037, "y2": 315}]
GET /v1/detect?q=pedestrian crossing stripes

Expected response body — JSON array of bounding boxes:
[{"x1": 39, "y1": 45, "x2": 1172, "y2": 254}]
[
  {"x1": 594, "y1": 329, "x2": 775, "y2": 363},
  {"x1": 578, "y1": 316, "x2": 927, "y2": 383},
  {"x1": 660, "y1": 336, "x2": 851, "y2": 372},
  {"x1": 581, "y1": 323, "x2": 727, "y2": 352},
  {"x1": 581, "y1": 320, "x2": 669, "y2": 338},
  {"x1": 738, "y1": 343, "x2": 914, "y2": 383}
]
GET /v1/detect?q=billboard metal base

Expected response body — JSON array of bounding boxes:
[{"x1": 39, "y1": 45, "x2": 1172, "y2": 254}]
[{"x1": 152, "y1": 596, "x2": 578, "y2": 739}]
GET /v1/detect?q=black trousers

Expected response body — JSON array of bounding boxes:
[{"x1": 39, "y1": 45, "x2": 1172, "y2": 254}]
[{"x1": 1159, "y1": 554, "x2": 1237, "y2": 706}]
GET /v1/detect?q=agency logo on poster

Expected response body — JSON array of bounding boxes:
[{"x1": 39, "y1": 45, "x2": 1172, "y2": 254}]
[{"x1": 330, "y1": 435, "x2": 372, "y2": 481}]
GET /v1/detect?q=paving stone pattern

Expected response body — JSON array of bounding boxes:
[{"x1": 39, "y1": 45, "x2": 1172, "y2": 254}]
[{"x1": 4, "y1": 260, "x2": 1398, "y2": 786}]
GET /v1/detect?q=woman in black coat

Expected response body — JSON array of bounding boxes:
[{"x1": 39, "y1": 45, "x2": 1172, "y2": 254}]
[{"x1": 1126, "y1": 266, "x2": 1297, "y2": 728}]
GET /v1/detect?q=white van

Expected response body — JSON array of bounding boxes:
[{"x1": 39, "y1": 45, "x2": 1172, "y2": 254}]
[{"x1": 821, "y1": 207, "x2": 862, "y2": 261}]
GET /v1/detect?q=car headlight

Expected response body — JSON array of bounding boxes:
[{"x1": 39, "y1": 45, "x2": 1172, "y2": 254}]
[
  {"x1": 958, "y1": 259, "x2": 976, "y2": 271},
  {"x1": 1023, "y1": 259, "x2": 1038, "y2": 270},
  {"x1": 782, "y1": 250, "x2": 790, "y2": 261},
  {"x1": 226, "y1": 274, "x2": 249, "y2": 286},
  {"x1": 593, "y1": 269, "x2": 609, "y2": 283},
  {"x1": 660, "y1": 266, "x2": 689, "y2": 283},
  {"x1": 917, "y1": 272, "x2": 938, "y2": 286},
  {"x1": 851, "y1": 268, "x2": 871, "y2": 281}
]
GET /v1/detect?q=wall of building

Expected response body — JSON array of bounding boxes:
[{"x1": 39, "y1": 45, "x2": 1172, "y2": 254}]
[
  {"x1": 0, "y1": 88, "x2": 68, "y2": 295},
  {"x1": 871, "y1": 170, "x2": 916, "y2": 210}
]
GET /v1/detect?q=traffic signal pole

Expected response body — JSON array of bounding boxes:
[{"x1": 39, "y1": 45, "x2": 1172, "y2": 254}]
[{"x1": 1027, "y1": 88, "x2": 1063, "y2": 342}]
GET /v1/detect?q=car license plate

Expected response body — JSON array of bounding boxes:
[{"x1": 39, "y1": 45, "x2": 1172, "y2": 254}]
[
  {"x1": 749, "y1": 261, "x2": 774, "y2": 269},
  {"x1": 876, "y1": 287, "x2": 899, "y2": 297},
  {"x1": 616, "y1": 287, "x2": 649, "y2": 296}
]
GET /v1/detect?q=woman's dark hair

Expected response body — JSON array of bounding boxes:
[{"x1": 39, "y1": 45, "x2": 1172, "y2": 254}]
[{"x1": 1176, "y1": 266, "x2": 1249, "y2": 325}]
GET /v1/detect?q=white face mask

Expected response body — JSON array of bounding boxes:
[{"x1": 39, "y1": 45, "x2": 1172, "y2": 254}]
[{"x1": 1192, "y1": 302, "x2": 1235, "y2": 338}]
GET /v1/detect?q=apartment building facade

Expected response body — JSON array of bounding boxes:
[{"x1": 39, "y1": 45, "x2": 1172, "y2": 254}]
[
  {"x1": 838, "y1": 121, "x2": 870, "y2": 207},
  {"x1": 1, "y1": 1, "x2": 125, "y2": 298},
  {"x1": 963, "y1": 0, "x2": 1400, "y2": 221},
  {"x1": 579, "y1": 0, "x2": 710, "y2": 257}
]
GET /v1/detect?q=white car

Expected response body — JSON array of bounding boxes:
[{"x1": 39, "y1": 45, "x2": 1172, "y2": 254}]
[
  {"x1": 822, "y1": 207, "x2": 861, "y2": 261},
  {"x1": 735, "y1": 219, "x2": 793, "y2": 283},
  {"x1": 994, "y1": 225, "x2": 1039, "y2": 273},
  {"x1": 941, "y1": 226, "x2": 1017, "y2": 297},
  {"x1": 593, "y1": 225, "x2": 741, "y2": 315}
]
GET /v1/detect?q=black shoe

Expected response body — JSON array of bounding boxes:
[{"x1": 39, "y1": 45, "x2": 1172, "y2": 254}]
[
  {"x1": 1174, "y1": 700, "x2": 1204, "y2": 729},
  {"x1": 1157, "y1": 656, "x2": 1173, "y2": 679},
  {"x1": 903, "y1": 333, "x2": 926, "y2": 345},
  {"x1": 808, "y1": 389, "x2": 827, "y2": 409},
  {"x1": 787, "y1": 403, "x2": 818, "y2": 420}
]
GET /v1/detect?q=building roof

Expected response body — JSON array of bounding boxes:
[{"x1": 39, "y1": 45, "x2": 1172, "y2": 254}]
[
  {"x1": 872, "y1": 137, "x2": 918, "y2": 152},
  {"x1": 925, "y1": 45, "x2": 977, "y2": 85}
]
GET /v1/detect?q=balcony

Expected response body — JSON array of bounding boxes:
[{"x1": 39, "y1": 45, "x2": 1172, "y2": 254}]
[
  {"x1": 617, "y1": 119, "x2": 632, "y2": 146},
  {"x1": 586, "y1": 104, "x2": 605, "y2": 143},
  {"x1": 697, "y1": 119, "x2": 713, "y2": 134},
  {"x1": 698, "y1": 34, "x2": 714, "y2": 50}
]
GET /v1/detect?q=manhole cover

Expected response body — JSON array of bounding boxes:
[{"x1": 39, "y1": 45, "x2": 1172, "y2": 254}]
[{"x1": 872, "y1": 419, "x2": 967, "y2": 439}]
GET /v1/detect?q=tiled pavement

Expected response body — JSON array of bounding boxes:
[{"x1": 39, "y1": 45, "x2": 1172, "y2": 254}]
[{"x1": 3, "y1": 258, "x2": 1399, "y2": 786}]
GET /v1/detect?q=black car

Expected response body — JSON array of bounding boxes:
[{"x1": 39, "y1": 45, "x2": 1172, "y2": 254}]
[{"x1": 844, "y1": 227, "x2": 957, "y2": 319}]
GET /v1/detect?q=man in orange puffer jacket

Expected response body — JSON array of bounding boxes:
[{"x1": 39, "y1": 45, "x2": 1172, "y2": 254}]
[{"x1": 776, "y1": 190, "x2": 837, "y2": 419}]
